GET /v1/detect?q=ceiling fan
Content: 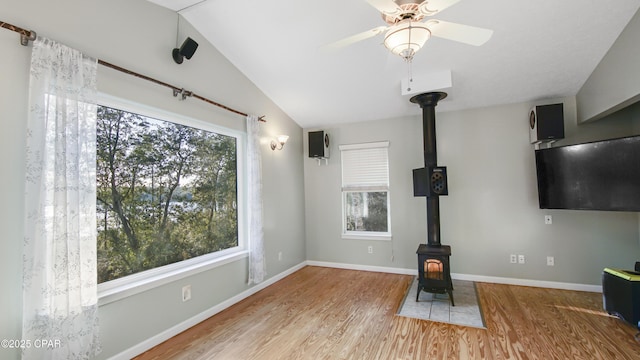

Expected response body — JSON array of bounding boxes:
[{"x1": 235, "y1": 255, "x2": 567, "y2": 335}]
[{"x1": 326, "y1": 0, "x2": 493, "y2": 62}]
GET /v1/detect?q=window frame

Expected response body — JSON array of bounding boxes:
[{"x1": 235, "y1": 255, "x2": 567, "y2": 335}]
[
  {"x1": 339, "y1": 141, "x2": 392, "y2": 241},
  {"x1": 96, "y1": 94, "x2": 248, "y2": 305}
]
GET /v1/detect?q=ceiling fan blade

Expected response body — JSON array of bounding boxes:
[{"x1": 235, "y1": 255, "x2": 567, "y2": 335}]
[
  {"x1": 321, "y1": 26, "x2": 388, "y2": 51},
  {"x1": 365, "y1": 0, "x2": 403, "y2": 16},
  {"x1": 426, "y1": 20, "x2": 493, "y2": 46},
  {"x1": 419, "y1": 0, "x2": 462, "y2": 16}
]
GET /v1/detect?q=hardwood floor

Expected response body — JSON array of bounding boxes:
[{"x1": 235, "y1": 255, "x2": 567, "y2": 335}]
[{"x1": 135, "y1": 266, "x2": 640, "y2": 359}]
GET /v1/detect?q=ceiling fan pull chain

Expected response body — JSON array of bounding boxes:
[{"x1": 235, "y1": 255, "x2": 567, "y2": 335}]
[
  {"x1": 407, "y1": 60, "x2": 413, "y2": 92},
  {"x1": 406, "y1": 19, "x2": 414, "y2": 92},
  {"x1": 406, "y1": 21, "x2": 414, "y2": 62}
]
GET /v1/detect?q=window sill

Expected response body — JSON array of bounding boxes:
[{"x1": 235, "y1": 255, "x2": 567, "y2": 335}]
[
  {"x1": 341, "y1": 233, "x2": 392, "y2": 241},
  {"x1": 98, "y1": 249, "x2": 249, "y2": 306}
]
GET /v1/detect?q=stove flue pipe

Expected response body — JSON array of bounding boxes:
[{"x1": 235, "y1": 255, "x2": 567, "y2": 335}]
[{"x1": 410, "y1": 92, "x2": 447, "y2": 247}]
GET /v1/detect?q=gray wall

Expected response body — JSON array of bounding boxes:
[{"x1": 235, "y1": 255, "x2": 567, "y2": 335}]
[
  {"x1": 0, "y1": 0, "x2": 305, "y2": 359},
  {"x1": 304, "y1": 96, "x2": 640, "y2": 286},
  {"x1": 1, "y1": 1, "x2": 639, "y2": 359},
  {"x1": 577, "y1": 9, "x2": 640, "y2": 123}
]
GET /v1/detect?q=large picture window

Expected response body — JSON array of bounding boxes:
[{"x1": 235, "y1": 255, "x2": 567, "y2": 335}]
[
  {"x1": 96, "y1": 102, "x2": 242, "y2": 284},
  {"x1": 340, "y1": 141, "x2": 391, "y2": 240}
]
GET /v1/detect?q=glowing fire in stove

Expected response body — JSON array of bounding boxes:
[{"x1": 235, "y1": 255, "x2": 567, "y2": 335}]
[{"x1": 425, "y1": 259, "x2": 444, "y2": 280}]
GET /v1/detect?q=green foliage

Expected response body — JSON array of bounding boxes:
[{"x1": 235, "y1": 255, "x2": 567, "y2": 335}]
[
  {"x1": 345, "y1": 191, "x2": 388, "y2": 232},
  {"x1": 96, "y1": 106, "x2": 238, "y2": 283}
]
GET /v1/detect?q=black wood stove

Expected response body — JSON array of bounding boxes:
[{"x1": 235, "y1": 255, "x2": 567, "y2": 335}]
[
  {"x1": 410, "y1": 92, "x2": 454, "y2": 306},
  {"x1": 416, "y1": 244, "x2": 453, "y2": 305}
]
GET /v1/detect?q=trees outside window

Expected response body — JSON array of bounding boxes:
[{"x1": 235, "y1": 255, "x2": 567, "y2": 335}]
[
  {"x1": 96, "y1": 105, "x2": 239, "y2": 283},
  {"x1": 344, "y1": 191, "x2": 389, "y2": 232}
]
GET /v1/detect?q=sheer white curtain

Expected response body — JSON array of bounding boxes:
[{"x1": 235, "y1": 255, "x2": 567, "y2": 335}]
[
  {"x1": 246, "y1": 115, "x2": 266, "y2": 285},
  {"x1": 22, "y1": 37, "x2": 100, "y2": 359}
]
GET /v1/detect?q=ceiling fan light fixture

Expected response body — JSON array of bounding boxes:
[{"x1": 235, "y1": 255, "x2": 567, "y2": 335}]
[{"x1": 383, "y1": 20, "x2": 431, "y2": 62}]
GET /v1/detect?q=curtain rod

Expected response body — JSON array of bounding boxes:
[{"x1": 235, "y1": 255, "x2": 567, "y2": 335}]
[{"x1": 0, "y1": 20, "x2": 266, "y2": 122}]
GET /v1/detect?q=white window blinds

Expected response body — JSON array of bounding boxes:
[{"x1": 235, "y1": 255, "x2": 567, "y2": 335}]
[{"x1": 340, "y1": 141, "x2": 389, "y2": 191}]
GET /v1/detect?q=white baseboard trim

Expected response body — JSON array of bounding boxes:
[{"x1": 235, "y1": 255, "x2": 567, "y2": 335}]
[
  {"x1": 112, "y1": 260, "x2": 601, "y2": 359},
  {"x1": 306, "y1": 260, "x2": 416, "y2": 275},
  {"x1": 305, "y1": 260, "x2": 602, "y2": 293},
  {"x1": 108, "y1": 261, "x2": 307, "y2": 360},
  {"x1": 451, "y1": 273, "x2": 602, "y2": 293}
]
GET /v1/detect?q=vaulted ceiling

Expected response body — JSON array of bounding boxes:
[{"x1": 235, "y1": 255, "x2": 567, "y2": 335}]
[{"x1": 149, "y1": 0, "x2": 640, "y2": 128}]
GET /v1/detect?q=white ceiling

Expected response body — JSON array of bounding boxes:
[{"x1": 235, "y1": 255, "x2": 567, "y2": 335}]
[{"x1": 149, "y1": 0, "x2": 640, "y2": 128}]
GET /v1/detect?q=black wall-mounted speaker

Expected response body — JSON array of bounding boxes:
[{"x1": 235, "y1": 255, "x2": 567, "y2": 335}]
[
  {"x1": 429, "y1": 167, "x2": 448, "y2": 196},
  {"x1": 530, "y1": 103, "x2": 564, "y2": 144},
  {"x1": 180, "y1": 37, "x2": 199, "y2": 59},
  {"x1": 413, "y1": 166, "x2": 448, "y2": 197},
  {"x1": 172, "y1": 37, "x2": 199, "y2": 64},
  {"x1": 309, "y1": 130, "x2": 330, "y2": 158},
  {"x1": 413, "y1": 167, "x2": 428, "y2": 197}
]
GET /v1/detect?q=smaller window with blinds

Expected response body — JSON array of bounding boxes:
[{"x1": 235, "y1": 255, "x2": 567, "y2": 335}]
[{"x1": 339, "y1": 141, "x2": 391, "y2": 240}]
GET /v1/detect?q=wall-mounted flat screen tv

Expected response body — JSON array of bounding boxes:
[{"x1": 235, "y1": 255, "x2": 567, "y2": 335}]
[{"x1": 535, "y1": 135, "x2": 640, "y2": 211}]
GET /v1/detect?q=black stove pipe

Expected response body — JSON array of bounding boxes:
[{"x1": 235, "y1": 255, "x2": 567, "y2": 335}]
[{"x1": 410, "y1": 92, "x2": 447, "y2": 247}]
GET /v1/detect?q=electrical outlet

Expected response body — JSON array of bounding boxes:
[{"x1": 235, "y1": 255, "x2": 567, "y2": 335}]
[
  {"x1": 547, "y1": 256, "x2": 555, "y2": 266},
  {"x1": 510, "y1": 254, "x2": 517, "y2": 263},
  {"x1": 367, "y1": 246, "x2": 373, "y2": 254},
  {"x1": 182, "y1": 285, "x2": 192, "y2": 302},
  {"x1": 518, "y1": 255, "x2": 525, "y2": 264},
  {"x1": 278, "y1": 251, "x2": 282, "y2": 261},
  {"x1": 545, "y1": 215, "x2": 553, "y2": 225}
]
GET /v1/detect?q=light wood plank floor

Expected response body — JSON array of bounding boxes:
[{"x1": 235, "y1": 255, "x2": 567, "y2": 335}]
[{"x1": 136, "y1": 266, "x2": 640, "y2": 359}]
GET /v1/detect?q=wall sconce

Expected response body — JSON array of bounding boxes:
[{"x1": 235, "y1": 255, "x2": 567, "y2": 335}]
[{"x1": 270, "y1": 135, "x2": 289, "y2": 151}]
